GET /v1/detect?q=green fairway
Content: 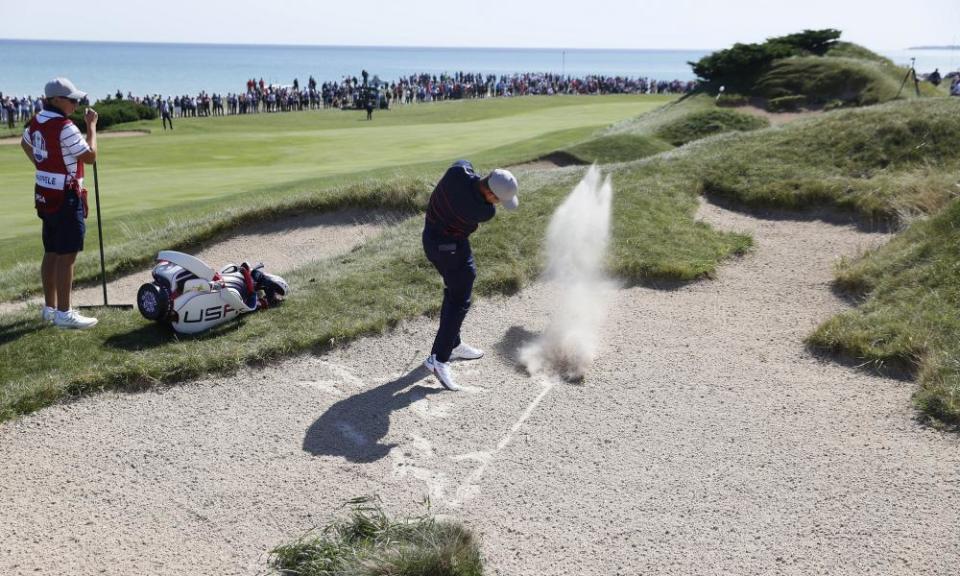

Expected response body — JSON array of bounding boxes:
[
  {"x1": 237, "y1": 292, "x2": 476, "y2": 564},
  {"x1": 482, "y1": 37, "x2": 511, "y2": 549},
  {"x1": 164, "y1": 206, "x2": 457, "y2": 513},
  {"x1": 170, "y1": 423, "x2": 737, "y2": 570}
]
[{"x1": 0, "y1": 96, "x2": 670, "y2": 243}]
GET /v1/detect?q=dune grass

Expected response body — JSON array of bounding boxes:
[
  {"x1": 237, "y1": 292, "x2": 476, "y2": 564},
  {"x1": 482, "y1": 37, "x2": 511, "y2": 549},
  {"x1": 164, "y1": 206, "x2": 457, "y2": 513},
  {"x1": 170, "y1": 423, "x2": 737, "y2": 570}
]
[
  {"x1": 808, "y1": 199, "x2": 960, "y2": 426},
  {"x1": 561, "y1": 133, "x2": 673, "y2": 164},
  {"x1": 696, "y1": 98, "x2": 960, "y2": 222},
  {"x1": 754, "y1": 56, "x2": 941, "y2": 108},
  {"x1": 0, "y1": 95, "x2": 671, "y2": 302},
  {"x1": 653, "y1": 108, "x2": 769, "y2": 146},
  {"x1": 560, "y1": 94, "x2": 769, "y2": 163},
  {"x1": 270, "y1": 497, "x2": 482, "y2": 576}
]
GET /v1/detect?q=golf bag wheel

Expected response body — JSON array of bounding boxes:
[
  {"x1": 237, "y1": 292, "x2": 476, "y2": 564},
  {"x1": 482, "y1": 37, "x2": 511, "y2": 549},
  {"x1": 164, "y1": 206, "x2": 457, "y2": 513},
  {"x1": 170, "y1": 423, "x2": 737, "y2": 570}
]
[{"x1": 137, "y1": 283, "x2": 171, "y2": 321}]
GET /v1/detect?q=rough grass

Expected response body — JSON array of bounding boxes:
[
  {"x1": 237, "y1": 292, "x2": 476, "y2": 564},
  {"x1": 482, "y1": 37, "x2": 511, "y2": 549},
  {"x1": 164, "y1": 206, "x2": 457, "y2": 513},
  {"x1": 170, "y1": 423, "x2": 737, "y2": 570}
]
[
  {"x1": 653, "y1": 108, "x2": 769, "y2": 146},
  {"x1": 696, "y1": 98, "x2": 960, "y2": 222},
  {"x1": 0, "y1": 160, "x2": 748, "y2": 420},
  {"x1": 603, "y1": 94, "x2": 718, "y2": 137},
  {"x1": 825, "y1": 42, "x2": 896, "y2": 65},
  {"x1": 754, "y1": 56, "x2": 939, "y2": 108},
  {"x1": 808, "y1": 199, "x2": 960, "y2": 425},
  {"x1": 270, "y1": 497, "x2": 483, "y2": 576},
  {"x1": 561, "y1": 133, "x2": 672, "y2": 163}
]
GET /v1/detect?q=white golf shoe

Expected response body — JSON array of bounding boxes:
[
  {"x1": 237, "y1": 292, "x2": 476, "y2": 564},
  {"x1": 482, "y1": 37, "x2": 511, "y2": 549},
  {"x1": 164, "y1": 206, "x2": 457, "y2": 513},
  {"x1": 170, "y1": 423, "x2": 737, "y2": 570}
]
[
  {"x1": 41, "y1": 306, "x2": 56, "y2": 323},
  {"x1": 424, "y1": 354, "x2": 460, "y2": 391},
  {"x1": 53, "y1": 309, "x2": 98, "y2": 330},
  {"x1": 451, "y1": 342, "x2": 484, "y2": 360}
]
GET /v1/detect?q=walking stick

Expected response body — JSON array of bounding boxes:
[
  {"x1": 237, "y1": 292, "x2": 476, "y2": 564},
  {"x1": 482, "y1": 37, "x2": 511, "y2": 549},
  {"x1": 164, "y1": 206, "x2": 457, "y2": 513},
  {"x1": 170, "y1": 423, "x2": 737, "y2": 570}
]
[
  {"x1": 93, "y1": 161, "x2": 108, "y2": 306},
  {"x1": 79, "y1": 161, "x2": 132, "y2": 311}
]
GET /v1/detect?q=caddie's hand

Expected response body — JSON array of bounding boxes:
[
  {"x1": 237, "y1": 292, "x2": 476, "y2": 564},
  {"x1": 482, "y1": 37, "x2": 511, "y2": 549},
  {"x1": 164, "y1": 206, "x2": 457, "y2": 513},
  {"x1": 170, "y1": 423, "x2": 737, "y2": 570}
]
[{"x1": 85, "y1": 108, "x2": 98, "y2": 126}]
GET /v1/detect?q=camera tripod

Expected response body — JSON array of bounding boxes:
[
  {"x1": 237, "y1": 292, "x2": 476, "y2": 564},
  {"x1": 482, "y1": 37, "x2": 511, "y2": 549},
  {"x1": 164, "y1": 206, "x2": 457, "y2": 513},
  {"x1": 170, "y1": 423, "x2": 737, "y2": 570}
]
[{"x1": 896, "y1": 57, "x2": 921, "y2": 98}]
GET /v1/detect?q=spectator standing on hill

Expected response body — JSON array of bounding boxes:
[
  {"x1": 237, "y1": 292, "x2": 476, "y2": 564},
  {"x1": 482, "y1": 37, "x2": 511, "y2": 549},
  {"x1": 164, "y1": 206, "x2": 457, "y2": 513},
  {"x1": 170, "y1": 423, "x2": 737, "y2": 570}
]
[
  {"x1": 421, "y1": 160, "x2": 519, "y2": 390},
  {"x1": 21, "y1": 77, "x2": 99, "y2": 329},
  {"x1": 3, "y1": 97, "x2": 15, "y2": 129},
  {"x1": 161, "y1": 98, "x2": 173, "y2": 130}
]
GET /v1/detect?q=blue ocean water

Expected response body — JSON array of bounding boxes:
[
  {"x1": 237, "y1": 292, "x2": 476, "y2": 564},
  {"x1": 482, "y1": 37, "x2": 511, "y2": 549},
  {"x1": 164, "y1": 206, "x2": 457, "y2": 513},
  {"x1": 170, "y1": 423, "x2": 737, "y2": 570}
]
[
  {"x1": 3, "y1": 40, "x2": 956, "y2": 101},
  {"x1": 1, "y1": 40, "x2": 710, "y2": 99}
]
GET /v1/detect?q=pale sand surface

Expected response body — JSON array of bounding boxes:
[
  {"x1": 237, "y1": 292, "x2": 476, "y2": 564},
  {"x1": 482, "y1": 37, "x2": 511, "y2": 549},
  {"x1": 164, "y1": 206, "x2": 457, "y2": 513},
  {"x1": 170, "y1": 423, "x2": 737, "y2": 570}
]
[{"x1": 1, "y1": 198, "x2": 959, "y2": 575}]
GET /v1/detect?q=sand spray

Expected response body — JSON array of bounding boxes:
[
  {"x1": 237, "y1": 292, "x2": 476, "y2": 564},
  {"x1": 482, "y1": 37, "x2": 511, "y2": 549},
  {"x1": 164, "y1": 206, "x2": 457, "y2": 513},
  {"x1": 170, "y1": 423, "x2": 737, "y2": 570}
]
[{"x1": 520, "y1": 164, "x2": 615, "y2": 380}]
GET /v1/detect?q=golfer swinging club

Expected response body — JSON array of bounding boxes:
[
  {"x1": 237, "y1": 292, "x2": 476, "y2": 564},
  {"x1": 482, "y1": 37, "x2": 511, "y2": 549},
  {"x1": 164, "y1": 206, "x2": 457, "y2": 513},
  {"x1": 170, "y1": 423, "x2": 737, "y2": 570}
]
[{"x1": 422, "y1": 160, "x2": 518, "y2": 390}]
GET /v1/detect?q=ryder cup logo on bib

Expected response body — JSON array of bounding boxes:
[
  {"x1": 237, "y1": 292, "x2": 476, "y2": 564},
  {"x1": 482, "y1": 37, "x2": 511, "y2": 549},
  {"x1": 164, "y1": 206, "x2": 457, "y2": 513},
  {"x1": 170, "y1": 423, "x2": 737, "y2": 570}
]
[{"x1": 31, "y1": 131, "x2": 48, "y2": 163}]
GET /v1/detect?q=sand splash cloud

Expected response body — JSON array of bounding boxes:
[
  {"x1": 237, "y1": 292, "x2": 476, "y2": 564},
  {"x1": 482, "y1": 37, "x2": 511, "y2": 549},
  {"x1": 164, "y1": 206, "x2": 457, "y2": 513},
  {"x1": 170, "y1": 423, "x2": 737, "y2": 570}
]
[{"x1": 520, "y1": 165, "x2": 614, "y2": 380}]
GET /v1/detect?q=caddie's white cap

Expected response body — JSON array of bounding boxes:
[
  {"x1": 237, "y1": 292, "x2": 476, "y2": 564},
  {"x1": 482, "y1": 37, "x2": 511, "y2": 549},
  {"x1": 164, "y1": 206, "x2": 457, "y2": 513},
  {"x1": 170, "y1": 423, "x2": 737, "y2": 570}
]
[
  {"x1": 44, "y1": 77, "x2": 87, "y2": 100},
  {"x1": 488, "y1": 168, "x2": 519, "y2": 211}
]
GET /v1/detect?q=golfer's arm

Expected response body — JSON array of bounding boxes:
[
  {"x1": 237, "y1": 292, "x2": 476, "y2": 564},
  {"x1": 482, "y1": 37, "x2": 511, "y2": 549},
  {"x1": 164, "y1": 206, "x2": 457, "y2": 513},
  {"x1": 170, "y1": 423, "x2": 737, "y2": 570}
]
[{"x1": 20, "y1": 139, "x2": 36, "y2": 167}]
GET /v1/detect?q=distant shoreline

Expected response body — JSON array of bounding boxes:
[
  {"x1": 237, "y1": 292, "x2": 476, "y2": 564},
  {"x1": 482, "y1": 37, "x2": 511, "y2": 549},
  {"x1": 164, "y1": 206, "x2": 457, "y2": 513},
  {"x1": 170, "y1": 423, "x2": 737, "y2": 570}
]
[{"x1": 0, "y1": 37, "x2": 715, "y2": 53}]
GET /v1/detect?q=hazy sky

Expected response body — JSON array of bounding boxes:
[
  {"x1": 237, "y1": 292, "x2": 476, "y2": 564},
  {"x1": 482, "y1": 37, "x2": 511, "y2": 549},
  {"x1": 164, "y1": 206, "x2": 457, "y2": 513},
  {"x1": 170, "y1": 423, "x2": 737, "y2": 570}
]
[{"x1": 2, "y1": 0, "x2": 957, "y2": 50}]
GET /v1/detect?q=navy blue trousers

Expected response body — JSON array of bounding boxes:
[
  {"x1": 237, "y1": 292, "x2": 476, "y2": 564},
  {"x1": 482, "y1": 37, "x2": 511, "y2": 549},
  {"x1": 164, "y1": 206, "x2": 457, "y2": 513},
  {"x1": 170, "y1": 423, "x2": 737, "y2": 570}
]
[{"x1": 423, "y1": 229, "x2": 477, "y2": 363}]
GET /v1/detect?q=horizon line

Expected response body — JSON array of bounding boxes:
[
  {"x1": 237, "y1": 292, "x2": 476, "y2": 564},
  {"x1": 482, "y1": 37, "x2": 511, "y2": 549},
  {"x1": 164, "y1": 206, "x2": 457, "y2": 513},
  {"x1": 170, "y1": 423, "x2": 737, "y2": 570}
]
[{"x1": 0, "y1": 36, "x2": 718, "y2": 52}]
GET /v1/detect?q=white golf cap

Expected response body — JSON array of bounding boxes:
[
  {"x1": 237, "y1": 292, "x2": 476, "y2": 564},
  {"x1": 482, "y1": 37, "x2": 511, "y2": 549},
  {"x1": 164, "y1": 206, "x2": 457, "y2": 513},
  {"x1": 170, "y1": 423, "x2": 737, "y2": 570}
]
[
  {"x1": 44, "y1": 77, "x2": 87, "y2": 100},
  {"x1": 488, "y1": 168, "x2": 519, "y2": 210}
]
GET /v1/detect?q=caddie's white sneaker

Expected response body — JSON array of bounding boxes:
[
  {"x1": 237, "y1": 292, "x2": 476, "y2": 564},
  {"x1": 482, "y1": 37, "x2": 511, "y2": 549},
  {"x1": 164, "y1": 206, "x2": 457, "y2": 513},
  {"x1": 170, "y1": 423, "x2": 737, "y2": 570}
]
[
  {"x1": 53, "y1": 309, "x2": 98, "y2": 330},
  {"x1": 451, "y1": 342, "x2": 484, "y2": 360},
  {"x1": 41, "y1": 306, "x2": 56, "y2": 323},
  {"x1": 424, "y1": 354, "x2": 460, "y2": 391}
]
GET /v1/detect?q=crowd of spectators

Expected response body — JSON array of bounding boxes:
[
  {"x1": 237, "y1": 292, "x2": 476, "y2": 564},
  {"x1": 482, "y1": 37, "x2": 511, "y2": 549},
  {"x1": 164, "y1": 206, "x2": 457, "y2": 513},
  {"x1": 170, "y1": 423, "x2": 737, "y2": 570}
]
[
  {"x1": 3, "y1": 70, "x2": 697, "y2": 127},
  {"x1": 129, "y1": 71, "x2": 699, "y2": 119},
  {"x1": 1, "y1": 94, "x2": 45, "y2": 129}
]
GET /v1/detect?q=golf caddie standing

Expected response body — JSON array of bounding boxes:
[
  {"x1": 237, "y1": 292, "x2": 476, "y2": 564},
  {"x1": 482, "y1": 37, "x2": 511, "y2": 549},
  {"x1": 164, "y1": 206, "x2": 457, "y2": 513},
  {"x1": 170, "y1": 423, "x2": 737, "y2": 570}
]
[
  {"x1": 21, "y1": 77, "x2": 99, "y2": 329},
  {"x1": 422, "y1": 160, "x2": 518, "y2": 390}
]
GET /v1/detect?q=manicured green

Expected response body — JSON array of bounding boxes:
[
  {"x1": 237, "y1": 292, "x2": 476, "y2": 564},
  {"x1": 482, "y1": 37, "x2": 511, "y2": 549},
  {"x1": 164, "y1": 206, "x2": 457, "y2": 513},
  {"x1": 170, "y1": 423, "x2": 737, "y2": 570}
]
[
  {"x1": 270, "y1": 497, "x2": 483, "y2": 576},
  {"x1": 809, "y1": 199, "x2": 960, "y2": 425},
  {"x1": 0, "y1": 95, "x2": 671, "y2": 301}
]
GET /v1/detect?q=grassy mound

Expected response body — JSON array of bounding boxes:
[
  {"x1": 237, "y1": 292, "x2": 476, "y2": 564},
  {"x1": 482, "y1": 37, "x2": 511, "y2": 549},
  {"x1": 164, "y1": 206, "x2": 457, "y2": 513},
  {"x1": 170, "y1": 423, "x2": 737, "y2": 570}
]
[
  {"x1": 604, "y1": 94, "x2": 717, "y2": 137},
  {"x1": 825, "y1": 41, "x2": 896, "y2": 65},
  {"x1": 561, "y1": 133, "x2": 673, "y2": 163},
  {"x1": 755, "y1": 56, "x2": 938, "y2": 108},
  {"x1": 270, "y1": 497, "x2": 482, "y2": 576},
  {"x1": 808, "y1": 199, "x2": 960, "y2": 425},
  {"x1": 654, "y1": 108, "x2": 769, "y2": 146},
  {"x1": 691, "y1": 29, "x2": 940, "y2": 110},
  {"x1": 697, "y1": 98, "x2": 960, "y2": 221}
]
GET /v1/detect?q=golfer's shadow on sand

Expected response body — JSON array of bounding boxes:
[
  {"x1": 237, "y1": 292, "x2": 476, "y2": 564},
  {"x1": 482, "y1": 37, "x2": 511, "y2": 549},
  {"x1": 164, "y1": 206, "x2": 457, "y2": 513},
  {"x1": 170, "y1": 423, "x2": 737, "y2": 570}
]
[
  {"x1": 495, "y1": 326, "x2": 539, "y2": 373},
  {"x1": 302, "y1": 366, "x2": 442, "y2": 463}
]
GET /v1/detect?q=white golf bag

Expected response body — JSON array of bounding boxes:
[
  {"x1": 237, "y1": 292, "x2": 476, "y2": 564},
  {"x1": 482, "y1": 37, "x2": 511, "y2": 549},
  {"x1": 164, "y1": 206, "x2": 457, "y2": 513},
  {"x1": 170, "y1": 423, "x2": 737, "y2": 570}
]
[{"x1": 137, "y1": 250, "x2": 289, "y2": 334}]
